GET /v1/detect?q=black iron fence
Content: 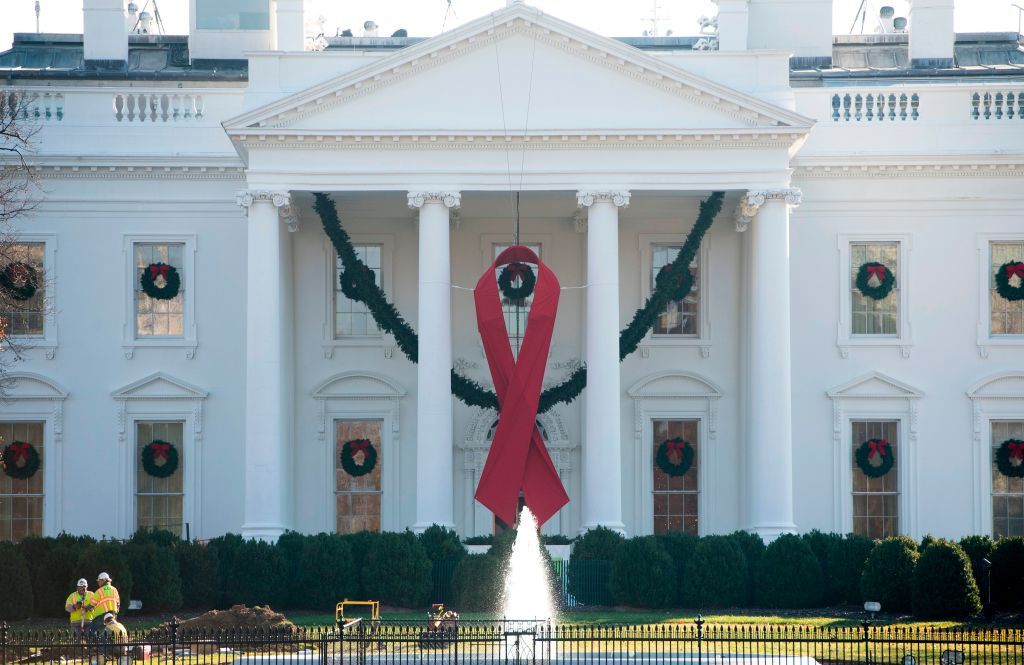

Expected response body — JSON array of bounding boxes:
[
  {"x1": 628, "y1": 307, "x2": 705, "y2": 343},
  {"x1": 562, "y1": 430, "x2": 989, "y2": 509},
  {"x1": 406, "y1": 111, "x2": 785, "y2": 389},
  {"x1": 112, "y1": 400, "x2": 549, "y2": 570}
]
[{"x1": 1, "y1": 619, "x2": 1021, "y2": 665}]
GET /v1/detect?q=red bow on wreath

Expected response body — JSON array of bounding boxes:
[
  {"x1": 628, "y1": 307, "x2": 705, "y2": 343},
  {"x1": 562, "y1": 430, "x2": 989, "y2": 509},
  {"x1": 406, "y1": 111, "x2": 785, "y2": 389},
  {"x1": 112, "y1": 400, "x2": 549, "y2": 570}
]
[
  {"x1": 148, "y1": 264, "x2": 170, "y2": 279},
  {"x1": 348, "y1": 440, "x2": 371, "y2": 457},
  {"x1": 7, "y1": 264, "x2": 29, "y2": 283},
  {"x1": 868, "y1": 439, "x2": 889, "y2": 460},
  {"x1": 866, "y1": 265, "x2": 888, "y2": 280},
  {"x1": 1004, "y1": 264, "x2": 1024, "y2": 279},
  {"x1": 8, "y1": 442, "x2": 30, "y2": 463},
  {"x1": 505, "y1": 263, "x2": 530, "y2": 281},
  {"x1": 149, "y1": 442, "x2": 171, "y2": 461},
  {"x1": 1009, "y1": 441, "x2": 1024, "y2": 462},
  {"x1": 665, "y1": 440, "x2": 689, "y2": 462}
]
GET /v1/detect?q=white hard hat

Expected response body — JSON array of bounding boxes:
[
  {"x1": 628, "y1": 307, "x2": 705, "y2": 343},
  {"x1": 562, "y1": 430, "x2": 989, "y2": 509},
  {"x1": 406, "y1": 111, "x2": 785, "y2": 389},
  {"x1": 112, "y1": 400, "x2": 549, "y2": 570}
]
[
  {"x1": 76, "y1": 578, "x2": 87, "y2": 587},
  {"x1": 103, "y1": 613, "x2": 115, "y2": 623},
  {"x1": 98, "y1": 572, "x2": 111, "y2": 581}
]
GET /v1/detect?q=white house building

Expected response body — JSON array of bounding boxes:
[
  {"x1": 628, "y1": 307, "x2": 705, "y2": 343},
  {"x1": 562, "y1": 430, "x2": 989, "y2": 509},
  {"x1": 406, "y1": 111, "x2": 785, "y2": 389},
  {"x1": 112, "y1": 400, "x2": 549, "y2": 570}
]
[{"x1": 1, "y1": 0, "x2": 1022, "y2": 544}]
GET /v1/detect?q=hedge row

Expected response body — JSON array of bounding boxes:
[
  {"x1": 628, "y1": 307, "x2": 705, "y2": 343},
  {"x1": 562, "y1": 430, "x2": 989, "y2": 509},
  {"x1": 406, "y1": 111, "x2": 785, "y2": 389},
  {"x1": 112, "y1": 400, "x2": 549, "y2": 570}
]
[{"x1": 569, "y1": 530, "x2": 1023, "y2": 619}]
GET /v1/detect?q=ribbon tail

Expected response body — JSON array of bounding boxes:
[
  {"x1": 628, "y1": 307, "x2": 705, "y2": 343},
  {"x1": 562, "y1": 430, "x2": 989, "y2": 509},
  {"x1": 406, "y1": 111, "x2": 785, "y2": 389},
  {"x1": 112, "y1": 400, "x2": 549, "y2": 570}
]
[{"x1": 521, "y1": 427, "x2": 570, "y2": 526}]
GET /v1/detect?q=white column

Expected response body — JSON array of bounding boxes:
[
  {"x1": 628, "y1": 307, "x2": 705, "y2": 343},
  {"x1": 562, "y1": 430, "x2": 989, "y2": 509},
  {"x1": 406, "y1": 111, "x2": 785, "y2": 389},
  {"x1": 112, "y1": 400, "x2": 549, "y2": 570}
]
[
  {"x1": 577, "y1": 190, "x2": 630, "y2": 535},
  {"x1": 409, "y1": 191, "x2": 460, "y2": 532},
  {"x1": 237, "y1": 190, "x2": 298, "y2": 541},
  {"x1": 737, "y1": 188, "x2": 801, "y2": 541}
]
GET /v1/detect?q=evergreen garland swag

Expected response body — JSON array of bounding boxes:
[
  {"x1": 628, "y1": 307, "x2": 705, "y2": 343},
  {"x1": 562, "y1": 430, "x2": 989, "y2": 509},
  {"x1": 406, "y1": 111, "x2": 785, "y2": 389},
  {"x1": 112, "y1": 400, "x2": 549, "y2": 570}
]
[
  {"x1": 0, "y1": 262, "x2": 39, "y2": 301},
  {"x1": 994, "y1": 438, "x2": 1024, "y2": 478},
  {"x1": 655, "y1": 437, "x2": 694, "y2": 476},
  {"x1": 140, "y1": 263, "x2": 181, "y2": 300},
  {"x1": 340, "y1": 439, "x2": 378, "y2": 477},
  {"x1": 855, "y1": 438, "x2": 895, "y2": 478},
  {"x1": 313, "y1": 191, "x2": 724, "y2": 413},
  {"x1": 1, "y1": 441, "x2": 40, "y2": 480},
  {"x1": 141, "y1": 440, "x2": 179, "y2": 478},
  {"x1": 995, "y1": 261, "x2": 1024, "y2": 302},
  {"x1": 855, "y1": 262, "x2": 895, "y2": 300}
]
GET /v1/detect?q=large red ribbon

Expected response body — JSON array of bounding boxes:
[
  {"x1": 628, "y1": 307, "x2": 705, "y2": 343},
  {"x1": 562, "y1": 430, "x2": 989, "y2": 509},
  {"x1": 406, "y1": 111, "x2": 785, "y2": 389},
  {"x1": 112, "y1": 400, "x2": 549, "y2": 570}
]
[
  {"x1": 474, "y1": 246, "x2": 569, "y2": 527},
  {"x1": 9, "y1": 442, "x2": 30, "y2": 463},
  {"x1": 150, "y1": 442, "x2": 170, "y2": 461},
  {"x1": 148, "y1": 264, "x2": 169, "y2": 279},
  {"x1": 1004, "y1": 263, "x2": 1024, "y2": 279},
  {"x1": 866, "y1": 265, "x2": 888, "y2": 280},
  {"x1": 868, "y1": 439, "x2": 888, "y2": 460},
  {"x1": 348, "y1": 440, "x2": 371, "y2": 457},
  {"x1": 1008, "y1": 442, "x2": 1024, "y2": 461}
]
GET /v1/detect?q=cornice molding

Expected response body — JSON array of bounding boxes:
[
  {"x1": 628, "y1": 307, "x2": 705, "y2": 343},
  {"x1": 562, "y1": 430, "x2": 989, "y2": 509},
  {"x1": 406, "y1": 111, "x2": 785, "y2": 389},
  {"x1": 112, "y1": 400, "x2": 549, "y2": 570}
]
[
  {"x1": 21, "y1": 165, "x2": 245, "y2": 180},
  {"x1": 577, "y1": 190, "x2": 631, "y2": 208},
  {"x1": 407, "y1": 191, "x2": 462, "y2": 209},
  {"x1": 793, "y1": 161, "x2": 1024, "y2": 179},
  {"x1": 236, "y1": 190, "x2": 300, "y2": 231},
  {"x1": 735, "y1": 188, "x2": 802, "y2": 232}
]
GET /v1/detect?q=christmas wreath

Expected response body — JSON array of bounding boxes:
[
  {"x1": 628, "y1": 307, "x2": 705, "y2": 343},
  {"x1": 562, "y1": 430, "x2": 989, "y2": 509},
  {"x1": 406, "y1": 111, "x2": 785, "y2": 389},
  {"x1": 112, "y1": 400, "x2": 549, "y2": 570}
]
[
  {"x1": 340, "y1": 439, "x2": 378, "y2": 477},
  {"x1": 995, "y1": 438, "x2": 1024, "y2": 478},
  {"x1": 855, "y1": 262, "x2": 896, "y2": 300},
  {"x1": 855, "y1": 438, "x2": 894, "y2": 478},
  {"x1": 656, "y1": 437, "x2": 694, "y2": 476},
  {"x1": 340, "y1": 264, "x2": 375, "y2": 301},
  {"x1": 0, "y1": 262, "x2": 39, "y2": 301},
  {"x1": 498, "y1": 262, "x2": 536, "y2": 300},
  {"x1": 141, "y1": 440, "x2": 179, "y2": 478},
  {"x1": 995, "y1": 261, "x2": 1024, "y2": 302},
  {"x1": 140, "y1": 263, "x2": 181, "y2": 300},
  {"x1": 1, "y1": 441, "x2": 40, "y2": 480},
  {"x1": 656, "y1": 264, "x2": 694, "y2": 301}
]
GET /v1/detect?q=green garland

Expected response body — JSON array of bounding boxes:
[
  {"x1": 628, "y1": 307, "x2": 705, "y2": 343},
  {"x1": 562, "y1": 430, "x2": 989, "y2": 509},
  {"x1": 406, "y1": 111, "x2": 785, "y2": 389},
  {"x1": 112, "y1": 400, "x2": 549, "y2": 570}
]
[
  {"x1": 855, "y1": 262, "x2": 895, "y2": 300},
  {"x1": 0, "y1": 262, "x2": 39, "y2": 301},
  {"x1": 313, "y1": 191, "x2": 723, "y2": 413},
  {"x1": 655, "y1": 437, "x2": 694, "y2": 476},
  {"x1": 141, "y1": 440, "x2": 179, "y2": 478},
  {"x1": 854, "y1": 438, "x2": 894, "y2": 478},
  {"x1": 340, "y1": 439, "x2": 378, "y2": 477},
  {"x1": 994, "y1": 439, "x2": 1024, "y2": 478},
  {"x1": 1, "y1": 441, "x2": 40, "y2": 480},
  {"x1": 995, "y1": 261, "x2": 1024, "y2": 302}
]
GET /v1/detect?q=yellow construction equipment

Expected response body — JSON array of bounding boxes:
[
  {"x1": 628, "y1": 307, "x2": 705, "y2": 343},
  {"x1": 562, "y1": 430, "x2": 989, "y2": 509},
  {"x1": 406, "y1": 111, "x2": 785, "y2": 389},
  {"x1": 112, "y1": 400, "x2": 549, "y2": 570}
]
[{"x1": 335, "y1": 599, "x2": 380, "y2": 625}]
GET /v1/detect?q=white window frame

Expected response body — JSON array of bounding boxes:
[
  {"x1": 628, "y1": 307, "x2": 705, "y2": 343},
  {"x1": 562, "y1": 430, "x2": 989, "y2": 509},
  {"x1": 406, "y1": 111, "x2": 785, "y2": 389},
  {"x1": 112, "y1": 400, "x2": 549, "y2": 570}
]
[
  {"x1": 638, "y1": 234, "x2": 711, "y2": 358},
  {"x1": 967, "y1": 372, "x2": 1024, "y2": 536},
  {"x1": 0, "y1": 372, "x2": 67, "y2": 537},
  {"x1": 976, "y1": 234, "x2": 1024, "y2": 358},
  {"x1": 112, "y1": 372, "x2": 206, "y2": 539},
  {"x1": 4, "y1": 234, "x2": 58, "y2": 359},
  {"x1": 836, "y1": 234, "x2": 913, "y2": 359},
  {"x1": 122, "y1": 234, "x2": 198, "y2": 360},
  {"x1": 827, "y1": 372, "x2": 922, "y2": 538},
  {"x1": 321, "y1": 235, "x2": 394, "y2": 358},
  {"x1": 628, "y1": 371, "x2": 721, "y2": 536}
]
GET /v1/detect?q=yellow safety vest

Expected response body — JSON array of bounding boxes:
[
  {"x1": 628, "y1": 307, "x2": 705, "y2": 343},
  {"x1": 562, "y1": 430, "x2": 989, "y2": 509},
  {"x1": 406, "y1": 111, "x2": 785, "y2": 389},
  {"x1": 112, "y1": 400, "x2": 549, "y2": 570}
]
[
  {"x1": 92, "y1": 584, "x2": 119, "y2": 618},
  {"x1": 65, "y1": 591, "x2": 90, "y2": 623},
  {"x1": 105, "y1": 620, "x2": 128, "y2": 643}
]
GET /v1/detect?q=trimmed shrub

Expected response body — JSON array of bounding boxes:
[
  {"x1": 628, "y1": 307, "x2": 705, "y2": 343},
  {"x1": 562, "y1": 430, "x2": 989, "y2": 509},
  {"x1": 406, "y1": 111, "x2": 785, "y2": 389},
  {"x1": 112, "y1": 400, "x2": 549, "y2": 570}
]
[
  {"x1": 0, "y1": 543, "x2": 33, "y2": 620},
  {"x1": 570, "y1": 527, "x2": 624, "y2": 606},
  {"x1": 911, "y1": 539, "x2": 981, "y2": 618},
  {"x1": 343, "y1": 530, "x2": 381, "y2": 599},
  {"x1": 419, "y1": 525, "x2": 467, "y2": 563},
  {"x1": 297, "y1": 534, "x2": 357, "y2": 611},
  {"x1": 990, "y1": 536, "x2": 1024, "y2": 610},
  {"x1": 19, "y1": 536, "x2": 79, "y2": 617},
  {"x1": 756, "y1": 534, "x2": 824, "y2": 608},
  {"x1": 207, "y1": 535, "x2": 287, "y2": 608},
  {"x1": 726, "y1": 530, "x2": 766, "y2": 604},
  {"x1": 276, "y1": 530, "x2": 309, "y2": 605},
  {"x1": 463, "y1": 535, "x2": 493, "y2": 545},
  {"x1": 488, "y1": 528, "x2": 518, "y2": 563},
  {"x1": 76, "y1": 541, "x2": 134, "y2": 606},
  {"x1": 206, "y1": 533, "x2": 245, "y2": 607},
  {"x1": 958, "y1": 535, "x2": 994, "y2": 592},
  {"x1": 682, "y1": 535, "x2": 747, "y2": 609},
  {"x1": 802, "y1": 531, "x2": 841, "y2": 602},
  {"x1": 656, "y1": 532, "x2": 699, "y2": 605},
  {"x1": 610, "y1": 536, "x2": 675, "y2": 608},
  {"x1": 919, "y1": 534, "x2": 938, "y2": 552},
  {"x1": 176, "y1": 540, "x2": 220, "y2": 609},
  {"x1": 860, "y1": 536, "x2": 918, "y2": 613},
  {"x1": 451, "y1": 554, "x2": 502, "y2": 611},
  {"x1": 363, "y1": 531, "x2": 432, "y2": 608},
  {"x1": 130, "y1": 528, "x2": 180, "y2": 549},
  {"x1": 125, "y1": 541, "x2": 183, "y2": 612},
  {"x1": 826, "y1": 533, "x2": 874, "y2": 605}
]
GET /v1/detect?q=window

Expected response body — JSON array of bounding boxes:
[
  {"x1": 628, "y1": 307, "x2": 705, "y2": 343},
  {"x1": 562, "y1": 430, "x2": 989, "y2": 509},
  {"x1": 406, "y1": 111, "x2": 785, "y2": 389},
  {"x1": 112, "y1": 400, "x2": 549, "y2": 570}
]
[
  {"x1": 851, "y1": 242, "x2": 899, "y2": 336},
  {"x1": 652, "y1": 419, "x2": 699, "y2": 535},
  {"x1": 992, "y1": 420, "x2": 1024, "y2": 538},
  {"x1": 0, "y1": 243, "x2": 45, "y2": 337},
  {"x1": 134, "y1": 243, "x2": 185, "y2": 338},
  {"x1": 990, "y1": 242, "x2": 1024, "y2": 336},
  {"x1": 494, "y1": 243, "x2": 541, "y2": 356},
  {"x1": 195, "y1": 0, "x2": 270, "y2": 29},
  {"x1": 0, "y1": 422, "x2": 44, "y2": 542},
  {"x1": 852, "y1": 420, "x2": 899, "y2": 539},
  {"x1": 652, "y1": 245, "x2": 699, "y2": 336},
  {"x1": 135, "y1": 421, "x2": 184, "y2": 535},
  {"x1": 335, "y1": 420, "x2": 382, "y2": 533},
  {"x1": 335, "y1": 245, "x2": 381, "y2": 338}
]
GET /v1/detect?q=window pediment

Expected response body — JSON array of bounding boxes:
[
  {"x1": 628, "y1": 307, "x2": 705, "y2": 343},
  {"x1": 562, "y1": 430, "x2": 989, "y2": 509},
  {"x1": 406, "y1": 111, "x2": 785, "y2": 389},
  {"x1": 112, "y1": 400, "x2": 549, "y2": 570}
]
[
  {"x1": 968, "y1": 372, "x2": 1024, "y2": 399},
  {"x1": 627, "y1": 371, "x2": 722, "y2": 399},
  {"x1": 827, "y1": 372, "x2": 923, "y2": 400},
  {"x1": 1, "y1": 372, "x2": 68, "y2": 400},
  {"x1": 111, "y1": 372, "x2": 208, "y2": 401},
  {"x1": 312, "y1": 371, "x2": 406, "y2": 400}
]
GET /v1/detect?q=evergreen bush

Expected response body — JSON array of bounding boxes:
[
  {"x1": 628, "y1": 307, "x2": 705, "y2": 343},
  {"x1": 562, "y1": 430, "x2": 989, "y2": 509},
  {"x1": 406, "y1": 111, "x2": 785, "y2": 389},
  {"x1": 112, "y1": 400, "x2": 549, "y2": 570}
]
[
  {"x1": 76, "y1": 541, "x2": 134, "y2": 607},
  {"x1": 130, "y1": 528, "x2": 180, "y2": 549},
  {"x1": 297, "y1": 533, "x2": 357, "y2": 611},
  {"x1": 343, "y1": 530, "x2": 381, "y2": 599},
  {"x1": 0, "y1": 543, "x2": 33, "y2": 620},
  {"x1": 419, "y1": 525, "x2": 467, "y2": 563},
  {"x1": 911, "y1": 539, "x2": 981, "y2": 618},
  {"x1": 990, "y1": 536, "x2": 1024, "y2": 610},
  {"x1": 610, "y1": 536, "x2": 676, "y2": 608},
  {"x1": 19, "y1": 536, "x2": 77, "y2": 617},
  {"x1": 860, "y1": 536, "x2": 918, "y2": 613},
  {"x1": 569, "y1": 527, "x2": 624, "y2": 605},
  {"x1": 488, "y1": 528, "x2": 518, "y2": 563},
  {"x1": 362, "y1": 531, "x2": 432, "y2": 608},
  {"x1": 919, "y1": 534, "x2": 938, "y2": 552},
  {"x1": 725, "y1": 530, "x2": 766, "y2": 604},
  {"x1": 958, "y1": 535, "x2": 993, "y2": 592},
  {"x1": 802, "y1": 531, "x2": 841, "y2": 602},
  {"x1": 276, "y1": 530, "x2": 309, "y2": 606},
  {"x1": 825, "y1": 533, "x2": 874, "y2": 605},
  {"x1": 656, "y1": 532, "x2": 698, "y2": 605},
  {"x1": 681, "y1": 535, "x2": 747, "y2": 609},
  {"x1": 756, "y1": 533, "x2": 824, "y2": 608},
  {"x1": 176, "y1": 540, "x2": 220, "y2": 609},
  {"x1": 207, "y1": 535, "x2": 286, "y2": 608},
  {"x1": 125, "y1": 541, "x2": 182, "y2": 612},
  {"x1": 450, "y1": 554, "x2": 501, "y2": 612}
]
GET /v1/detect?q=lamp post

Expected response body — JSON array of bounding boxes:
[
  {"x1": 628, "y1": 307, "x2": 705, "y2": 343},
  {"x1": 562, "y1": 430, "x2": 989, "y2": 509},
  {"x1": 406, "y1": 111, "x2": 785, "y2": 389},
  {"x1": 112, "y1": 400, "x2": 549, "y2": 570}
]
[{"x1": 980, "y1": 557, "x2": 993, "y2": 621}]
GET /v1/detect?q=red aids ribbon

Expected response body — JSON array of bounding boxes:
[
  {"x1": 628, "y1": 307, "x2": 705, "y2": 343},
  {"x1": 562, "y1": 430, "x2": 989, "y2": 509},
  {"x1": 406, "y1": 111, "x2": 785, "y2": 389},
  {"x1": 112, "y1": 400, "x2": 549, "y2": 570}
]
[
  {"x1": 9, "y1": 442, "x2": 29, "y2": 463},
  {"x1": 1009, "y1": 442, "x2": 1024, "y2": 462},
  {"x1": 474, "y1": 246, "x2": 569, "y2": 527},
  {"x1": 148, "y1": 264, "x2": 170, "y2": 279},
  {"x1": 1004, "y1": 263, "x2": 1024, "y2": 279},
  {"x1": 150, "y1": 442, "x2": 170, "y2": 461},
  {"x1": 348, "y1": 440, "x2": 371, "y2": 457},
  {"x1": 866, "y1": 265, "x2": 888, "y2": 280},
  {"x1": 868, "y1": 439, "x2": 888, "y2": 460}
]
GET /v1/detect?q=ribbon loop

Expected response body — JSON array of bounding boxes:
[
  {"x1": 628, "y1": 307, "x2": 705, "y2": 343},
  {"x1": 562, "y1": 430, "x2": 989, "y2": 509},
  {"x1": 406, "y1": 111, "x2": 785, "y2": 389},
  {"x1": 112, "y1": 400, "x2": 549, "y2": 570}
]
[
  {"x1": 150, "y1": 442, "x2": 171, "y2": 461},
  {"x1": 348, "y1": 440, "x2": 371, "y2": 456},
  {"x1": 148, "y1": 264, "x2": 170, "y2": 279},
  {"x1": 1005, "y1": 263, "x2": 1024, "y2": 279},
  {"x1": 867, "y1": 439, "x2": 888, "y2": 460},
  {"x1": 9, "y1": 442, "x2": 30, "y2": 463},
  {"x1": 1009, "y1": 442, "x2": 1024, "y2": 461},
  {"x1": 866, "y1": 265, "x2": 888, "y2": 280}
]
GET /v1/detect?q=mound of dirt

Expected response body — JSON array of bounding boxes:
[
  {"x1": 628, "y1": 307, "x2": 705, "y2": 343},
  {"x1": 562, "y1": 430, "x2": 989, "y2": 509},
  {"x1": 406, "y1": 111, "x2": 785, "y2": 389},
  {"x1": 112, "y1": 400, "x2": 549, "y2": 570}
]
[{"x1": 173, "y1": 605, "x2": 296, "y2": 633}]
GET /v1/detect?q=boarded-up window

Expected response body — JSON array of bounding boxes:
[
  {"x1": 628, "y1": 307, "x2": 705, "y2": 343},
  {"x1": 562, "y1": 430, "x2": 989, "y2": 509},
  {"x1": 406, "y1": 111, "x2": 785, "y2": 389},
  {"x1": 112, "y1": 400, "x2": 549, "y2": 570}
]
[{"x1": 335, "y1": 420, "x2": 382, "y2": 533}]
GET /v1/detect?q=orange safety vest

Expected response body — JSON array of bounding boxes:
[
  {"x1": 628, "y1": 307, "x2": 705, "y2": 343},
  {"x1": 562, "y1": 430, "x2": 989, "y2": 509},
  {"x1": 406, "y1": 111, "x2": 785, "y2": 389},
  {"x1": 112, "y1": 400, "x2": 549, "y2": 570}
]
[
  {"x1": 65, "y1": 591, "x2": 90, "y2": 623},
  {"x1": 92, "y1": 584, "x2": 120, "y2": 617}
]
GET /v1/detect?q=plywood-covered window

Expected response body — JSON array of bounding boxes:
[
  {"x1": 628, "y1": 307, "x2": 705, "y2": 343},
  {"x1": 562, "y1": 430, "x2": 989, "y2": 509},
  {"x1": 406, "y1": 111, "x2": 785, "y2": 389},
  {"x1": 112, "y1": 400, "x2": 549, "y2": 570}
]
[{"x1": 335, "y1": 420, "x2": 382, "y2": 533}]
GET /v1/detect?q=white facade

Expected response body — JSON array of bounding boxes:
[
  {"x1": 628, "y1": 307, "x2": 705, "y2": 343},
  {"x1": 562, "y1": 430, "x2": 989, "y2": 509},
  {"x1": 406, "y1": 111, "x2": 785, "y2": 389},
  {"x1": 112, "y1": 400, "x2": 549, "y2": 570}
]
[{"x1": 1, "y1": 0, "x2": 1022, "y2": 543}]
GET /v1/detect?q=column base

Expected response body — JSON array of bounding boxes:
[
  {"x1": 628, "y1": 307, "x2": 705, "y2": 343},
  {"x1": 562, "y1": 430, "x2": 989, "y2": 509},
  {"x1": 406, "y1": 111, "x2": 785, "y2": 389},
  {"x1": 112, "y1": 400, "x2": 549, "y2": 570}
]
[
  {"x1": 578, "y1": 521, "x2": 626, "y2": 537},
  {"x1": 411, "y1": 521, "x2": 456, "y2": 534},
  {"x1": 747, "y1": 522, "x2": 798, "y2": 542},
  {"x1": 240, "y1": 522, "x2": 288, "y2": 542}
]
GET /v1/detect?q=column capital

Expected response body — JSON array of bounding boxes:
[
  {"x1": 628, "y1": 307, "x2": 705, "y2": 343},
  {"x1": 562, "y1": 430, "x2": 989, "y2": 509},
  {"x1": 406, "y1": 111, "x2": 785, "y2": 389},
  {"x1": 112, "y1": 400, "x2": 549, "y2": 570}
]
[
  {"x1": 577, "y1": 190, "x2": 631, "y2": 208},
  {"x1": 407, "y1": 191, "x2": 461, "y2": 209},
  {"x1": 735, "y1": 188, "x2": 801, "y2": 232},
  {"x1": 236, "y1": 190, "x2": 300, "y2": 232}
]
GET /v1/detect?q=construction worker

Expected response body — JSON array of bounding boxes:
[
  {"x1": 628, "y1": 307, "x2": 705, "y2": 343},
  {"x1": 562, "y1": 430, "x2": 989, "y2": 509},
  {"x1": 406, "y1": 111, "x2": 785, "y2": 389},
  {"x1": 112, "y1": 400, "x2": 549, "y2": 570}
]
[
  {"x1": 90, "y1": 572, "x2": 120, "y2": 637},
  {"x1": 101, "y1": 613, "x2": 128, "y2": 662},
  {"x1": 64, "y1": 578, "x2": 94, "y2": 640}
]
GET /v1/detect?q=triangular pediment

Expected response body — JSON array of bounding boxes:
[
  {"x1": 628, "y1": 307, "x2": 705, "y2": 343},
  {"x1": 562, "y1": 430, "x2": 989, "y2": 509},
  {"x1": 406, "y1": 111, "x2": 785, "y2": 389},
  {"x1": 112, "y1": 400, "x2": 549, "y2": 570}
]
[
  {"x1": 112, "y1": 372, "x2": 208, "y2": 401},
  {"x1": 225, "y1": 3, "x2": 812, "y2": 140},
  {"x1": 827, "y1": 372, "x2": 923, "y2": 399},
  {"x1": 628, "y1": 371, "x2": 722, "y2": 399}
]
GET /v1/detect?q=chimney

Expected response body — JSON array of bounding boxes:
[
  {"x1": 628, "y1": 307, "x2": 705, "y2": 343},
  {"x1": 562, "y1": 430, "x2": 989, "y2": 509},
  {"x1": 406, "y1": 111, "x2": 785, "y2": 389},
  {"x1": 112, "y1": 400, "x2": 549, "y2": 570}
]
[
  {"x1": 713, "y1": 0, "x2": 750, "y2": 51},
  {"x1": 274, "y1": 0, "x2": 304, "y2": 50},
  {"x1": 746, "y1": 0, "x2": 834, "y2": 68},
  {"x1": 83, "y1": 0, "x2": 127, "y2": 66},
  {"x1": 909, "y1": 0, "x2": 955, "y2": 68}
]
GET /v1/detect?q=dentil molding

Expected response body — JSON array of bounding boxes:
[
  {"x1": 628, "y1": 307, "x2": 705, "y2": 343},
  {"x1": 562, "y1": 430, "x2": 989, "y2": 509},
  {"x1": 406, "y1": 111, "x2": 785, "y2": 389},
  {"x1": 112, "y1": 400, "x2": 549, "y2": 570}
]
[
  {"x1": 734, "y1": 188, "x2": 802, "y2": 232},
  {"x1": 236, "y1": 190, "x2": 300, "y2": 232},
  {"x1": 407, "y1": 191, "x2": 462, "y2": 209},
  {"x1": 576, "y1": 191, "x2": 631, "y2": 208}
]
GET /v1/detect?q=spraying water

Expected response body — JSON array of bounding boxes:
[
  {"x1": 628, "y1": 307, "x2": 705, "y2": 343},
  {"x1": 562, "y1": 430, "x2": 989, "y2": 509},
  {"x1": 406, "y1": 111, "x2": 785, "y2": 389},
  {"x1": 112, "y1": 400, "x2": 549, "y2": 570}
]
[{"x1": 501, "y1": 506, "x2": 556, "y2": 621}]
